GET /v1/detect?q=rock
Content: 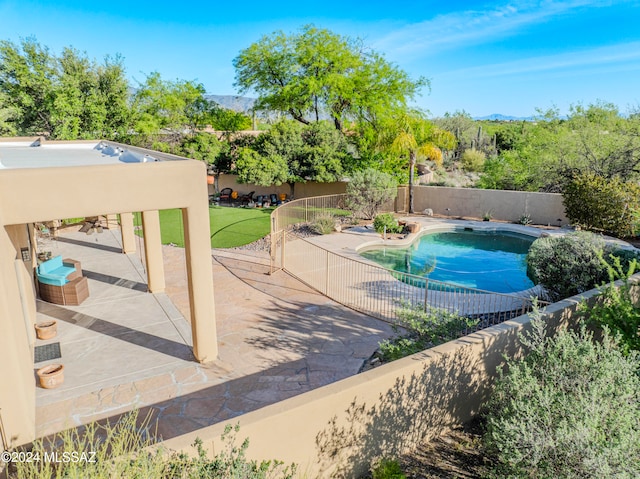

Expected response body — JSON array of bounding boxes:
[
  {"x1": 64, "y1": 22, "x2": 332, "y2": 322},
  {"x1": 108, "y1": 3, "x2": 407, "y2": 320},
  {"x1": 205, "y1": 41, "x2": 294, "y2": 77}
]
[
  {"x1": 407, "y1": 222, "x2": 421, "y2": 233},
  {"x1": 423, "y1": 208, "x2": 433, "y2": 216}
]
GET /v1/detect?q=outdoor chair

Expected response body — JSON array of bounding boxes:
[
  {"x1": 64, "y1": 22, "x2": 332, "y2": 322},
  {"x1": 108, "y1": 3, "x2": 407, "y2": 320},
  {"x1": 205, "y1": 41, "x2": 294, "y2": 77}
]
[
  {"x1": 219, "y1": 188, "x2": 233, "y2": 204},
  {"x1": 240, "y1": 191, "x2": 255, "y2": 206},
  {"x1": 269, "y1": 194, "x2": 282, "y2": 206},
  {"x1": 37, "y1": 257, "x2": 89, "y2": 306}
]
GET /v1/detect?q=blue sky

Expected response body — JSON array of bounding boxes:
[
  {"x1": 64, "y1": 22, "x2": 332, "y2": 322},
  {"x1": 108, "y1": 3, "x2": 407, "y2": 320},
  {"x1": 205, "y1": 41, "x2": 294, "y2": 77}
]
[{"x1": 1, "y1": 0, "x2": 639, "y2": 118}]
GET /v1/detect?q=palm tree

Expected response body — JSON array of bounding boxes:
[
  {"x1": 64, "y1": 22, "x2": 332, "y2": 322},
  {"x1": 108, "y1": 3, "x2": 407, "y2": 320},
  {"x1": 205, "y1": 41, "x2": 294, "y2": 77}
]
[{"x1": 389, "y1": 112, "x2": 456, "y2": 213}]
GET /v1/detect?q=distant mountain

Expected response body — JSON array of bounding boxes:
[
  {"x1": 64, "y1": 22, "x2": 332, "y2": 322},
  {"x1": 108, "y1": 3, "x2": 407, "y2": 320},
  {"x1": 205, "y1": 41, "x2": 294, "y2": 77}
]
[
  {"x1": 473, "y1": 113, "x2": 535, "y2": 122},
  {"x1": 205, "y1": 95, "x2": 256, "y2": 113}
]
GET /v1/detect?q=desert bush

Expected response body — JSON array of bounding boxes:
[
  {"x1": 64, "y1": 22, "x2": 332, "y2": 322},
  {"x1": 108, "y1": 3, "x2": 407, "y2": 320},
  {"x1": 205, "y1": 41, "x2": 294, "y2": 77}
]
[
  {"x1": 582, "y1": 255, "x2": 640, "y2": 355},
  {"x1": 346, "y1": 168, "x2": 397, "y2": 219},
  {"x1": 563, "y1": 171, "x2": 640, "y2": 238},
  {"x1": 484, "y1": 319, "x2": 640, "y2": 478},
  {"x1": 379, "y1": 301, "x2": 477, "y2": 361},
  {"x1": 460, "y1": 148, "x2": 486, "y2": 172},
  {"x1": 373, "y1": 213, "x2": 402, "y2": 234},
  {"x1": 526, "y1": 231, "x2": 608, "y2": 301},
  {"x1": 11, "y1": 412, "x2": 296, "y2": 479},
  {"x1": 310, "y1": 214, "x2": 336, "y2": 235},
  {"x1": 527, "y1": 231, "x2": 640, "y2": 301}
]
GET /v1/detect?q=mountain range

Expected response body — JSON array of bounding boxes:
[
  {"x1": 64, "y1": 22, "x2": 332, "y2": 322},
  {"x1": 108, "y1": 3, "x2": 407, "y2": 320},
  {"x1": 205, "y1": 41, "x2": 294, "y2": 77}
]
[{"x1": 207, "y1": 95, "x2": 535, "y2": 122}]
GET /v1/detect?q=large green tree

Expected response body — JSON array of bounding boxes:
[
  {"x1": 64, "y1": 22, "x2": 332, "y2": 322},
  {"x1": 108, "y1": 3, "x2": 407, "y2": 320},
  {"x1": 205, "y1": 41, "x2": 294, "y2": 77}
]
[
  {"x1": 233, "y1": 25, "x2": 426, "y2": 132},
  {"x1": 0, "y1": 38, "x2": 132, "y2": 139}
]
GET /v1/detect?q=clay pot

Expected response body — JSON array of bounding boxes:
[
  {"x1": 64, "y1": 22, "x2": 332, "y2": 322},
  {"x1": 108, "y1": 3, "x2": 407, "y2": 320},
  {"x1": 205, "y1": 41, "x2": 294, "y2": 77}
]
[
  {"x1": 35, "y1": 320, "x2": 58, "y2": 340},
  {"x1": 37, "y1": 364, "x2": 64, "y2": 389}
]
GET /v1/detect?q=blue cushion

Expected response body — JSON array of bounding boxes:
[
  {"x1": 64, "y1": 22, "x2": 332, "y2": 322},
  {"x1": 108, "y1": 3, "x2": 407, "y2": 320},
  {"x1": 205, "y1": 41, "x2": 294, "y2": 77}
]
[
  {"x1": 36, "y1": 256, "x2": 77, "y2": 286},
  {"x1": 38, "y1": 255, "x2": 63, "y2": 275},
  {"x1": 37, "y1": 272, "x2": 68, "y2": 287}
]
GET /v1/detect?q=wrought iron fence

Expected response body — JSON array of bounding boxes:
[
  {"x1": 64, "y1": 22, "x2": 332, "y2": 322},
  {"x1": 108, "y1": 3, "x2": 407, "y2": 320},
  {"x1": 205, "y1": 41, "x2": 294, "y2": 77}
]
[{"x1": 270, "y1": 193, "x2": 545, "y2": 328}]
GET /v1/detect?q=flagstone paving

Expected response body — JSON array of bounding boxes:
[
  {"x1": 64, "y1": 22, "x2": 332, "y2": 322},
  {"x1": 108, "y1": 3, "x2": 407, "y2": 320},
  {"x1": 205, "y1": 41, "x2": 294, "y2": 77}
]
[{"x1": 35, "y1": 227, "x2": 394, "y2": 440}]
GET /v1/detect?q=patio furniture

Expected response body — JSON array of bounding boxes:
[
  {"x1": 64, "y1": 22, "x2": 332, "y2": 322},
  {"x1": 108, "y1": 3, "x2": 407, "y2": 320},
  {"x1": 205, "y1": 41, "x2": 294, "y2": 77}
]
[
  {"x1": 240, "y1": 191, "x2": 255, "y2": 206},
  {"x1": 269, "y1": 194, "x2": 282, "y2": 206},
  {"x1": 219, "y1": 188, "x2": 233, "y2": 204},
  {"x1": 36, "y1": 256, "x2": 89, "y2": 306},
  {"x1": 254, "y1": 195, "x2": 271, "y2": 207}
]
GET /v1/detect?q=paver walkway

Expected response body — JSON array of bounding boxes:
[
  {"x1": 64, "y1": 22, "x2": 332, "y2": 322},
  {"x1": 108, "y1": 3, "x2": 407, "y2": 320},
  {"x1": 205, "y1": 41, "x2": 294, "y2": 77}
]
[{"x1": 35, "y1": 228, "x2": 394, "y2": 440}]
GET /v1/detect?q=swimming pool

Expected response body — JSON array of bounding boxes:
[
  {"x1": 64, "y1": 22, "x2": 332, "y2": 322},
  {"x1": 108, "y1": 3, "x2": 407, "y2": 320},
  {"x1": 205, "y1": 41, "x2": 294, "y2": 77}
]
[{"x1": 359, "y1": 229, "x2": 536, "y2": 293}]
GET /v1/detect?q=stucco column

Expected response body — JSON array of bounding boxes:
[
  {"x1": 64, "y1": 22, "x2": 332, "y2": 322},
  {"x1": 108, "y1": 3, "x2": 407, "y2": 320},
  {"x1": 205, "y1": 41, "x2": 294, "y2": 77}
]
[
  {"x1": 119, "y1": 212, "x2": 136, "y2": 254},
  {"x1": 141, "y1": 210, "x2": 165, "y2": 293},
  {"x1": 182, "y1": 206, "x2": 218, "y2": 362},
  {"x1": 0, "y1": 222, "x2": 36, "y2": 449}
]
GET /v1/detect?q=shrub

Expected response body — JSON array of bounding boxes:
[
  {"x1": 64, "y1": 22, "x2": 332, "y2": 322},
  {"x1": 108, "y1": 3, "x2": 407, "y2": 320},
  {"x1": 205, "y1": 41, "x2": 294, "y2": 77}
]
[
  {"x1": 484, "y1": 319, "x2": 640, "y2": 478},
  {"x1": 460, "y1": 148, "x2": 486, "y2": 172},
  {"x1": 373, "y1": 213, "x2": 402, "y2": 234},
  {"x1": 346, "y1": 168, "x2": 397, "y2": 220},
  {"x1": 563, "y1": 171, "x2": 640, "y2": 238},
  {"x1": 582, "y1": 256, "x2": 640, "y2": 355},
  {"x1": 310, "y1": 214, "x2": 336, "y2": 235},
  {"x1": 518, "y1": 213, "x2": 532, "y2": 225},
  {"x1": 11, "y1": 413, "x2": 296, "y2": 479},
  {"x1": 527, "y1": 231, "x2": 640, "y2": 302},
  {"x1": 371, "y1": 458, "x2": 407, "y2": 479},
  {"x1": 526, "y1": 231, "x2": 608, "y2": 301},
  {"x1": 379, "y1": 301, "x2": 477, "y2": 361}
]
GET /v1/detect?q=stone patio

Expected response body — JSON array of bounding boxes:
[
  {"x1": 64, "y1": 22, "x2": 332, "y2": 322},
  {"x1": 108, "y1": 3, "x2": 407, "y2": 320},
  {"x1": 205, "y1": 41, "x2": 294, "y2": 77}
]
[{"x1": 35, "y1": 227, "x2": 394, "y2": 440}]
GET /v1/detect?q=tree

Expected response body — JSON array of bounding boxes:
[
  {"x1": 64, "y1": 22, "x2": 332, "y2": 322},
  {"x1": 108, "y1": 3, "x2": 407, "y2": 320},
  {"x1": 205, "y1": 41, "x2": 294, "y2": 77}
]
[
  {"x1": 233, "y1": 25, "x2": 426, "y2": 132},
  {"x1": 0, "y1": 38, "x2": 132, "y2": 139},
  {"x1": 234, "y1": 120, "x2": 351, "y2": 197},
  {"x1": 386, "y1": 112, "x2": 456, "y2": 213},
  {"x1": 131, "y1": 72, "x2": 207, "y2": 143},
  {"x1": 207, "y1": 103, "x2": 252, "y2": 132},
  {"x1": 0, "y1": 37, "x2": 56, "y2": 135},
  {"x1": 478, "y1": 102, "x2": 640, "y2": 192}
]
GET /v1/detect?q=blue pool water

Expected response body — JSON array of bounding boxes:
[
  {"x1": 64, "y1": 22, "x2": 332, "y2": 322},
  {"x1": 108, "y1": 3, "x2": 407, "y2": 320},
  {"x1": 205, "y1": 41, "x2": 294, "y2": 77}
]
[{"x1": 360, "y1": 229, "x2": 535, "y2": 293}]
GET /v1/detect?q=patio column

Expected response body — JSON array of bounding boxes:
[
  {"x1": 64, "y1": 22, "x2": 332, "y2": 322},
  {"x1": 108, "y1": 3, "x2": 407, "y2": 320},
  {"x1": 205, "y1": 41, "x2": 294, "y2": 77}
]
[
  {"x1": 141, "y1": 210, "x2": 165, "y2": 293},
  {"x1": 0, "y1": 220, "x2": 36, "y2": 448},
  {"x1": 119, "y1": 212, "x2": 136, "y2": 254},
  {"x1": 182, "y1": 205, "x2": 218, "y2": 362}
]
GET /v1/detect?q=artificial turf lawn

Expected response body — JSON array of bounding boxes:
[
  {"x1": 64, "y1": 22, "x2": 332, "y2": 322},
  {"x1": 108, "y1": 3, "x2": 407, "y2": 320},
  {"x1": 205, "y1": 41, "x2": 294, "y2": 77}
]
[{"x1": 134, "y1": 206, "x2": 273, "y2": 248}]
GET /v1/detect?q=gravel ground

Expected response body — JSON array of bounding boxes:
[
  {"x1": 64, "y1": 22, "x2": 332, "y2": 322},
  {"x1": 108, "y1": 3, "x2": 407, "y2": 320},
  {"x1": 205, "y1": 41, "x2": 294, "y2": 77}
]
[{"x1": 231, "y1": 224, "x2": 319, "y2": 252}]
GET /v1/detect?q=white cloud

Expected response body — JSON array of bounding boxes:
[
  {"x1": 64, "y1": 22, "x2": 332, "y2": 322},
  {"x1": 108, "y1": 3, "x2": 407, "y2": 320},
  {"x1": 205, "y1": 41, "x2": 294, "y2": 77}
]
[
  {"x1": 372, "y1": 0, "x2": 621, "y2": 59},
  {"x1": 436, "y1": 41, "x2": 640, "y2": 79}
]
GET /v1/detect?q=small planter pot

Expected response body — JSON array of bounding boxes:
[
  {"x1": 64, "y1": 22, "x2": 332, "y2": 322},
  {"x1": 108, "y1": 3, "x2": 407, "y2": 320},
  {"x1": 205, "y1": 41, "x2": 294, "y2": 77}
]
[
  {"x1": 35, "y1": 320, "x2": 58, "y2": 340},
  {"x1": 37, "y1": 364, "x2": 64, "y2": 389}
]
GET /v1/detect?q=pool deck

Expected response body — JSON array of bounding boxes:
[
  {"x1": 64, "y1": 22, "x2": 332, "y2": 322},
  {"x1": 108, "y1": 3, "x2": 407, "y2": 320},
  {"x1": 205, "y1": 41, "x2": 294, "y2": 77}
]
[{"x1": 35, "y1": 227, "x2": 394, "y2": 440}]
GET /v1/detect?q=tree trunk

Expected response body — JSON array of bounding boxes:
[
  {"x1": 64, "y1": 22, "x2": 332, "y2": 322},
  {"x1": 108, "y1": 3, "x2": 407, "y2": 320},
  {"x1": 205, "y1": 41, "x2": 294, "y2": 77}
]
[{"x1": 409, "y1": 150, "x2": 416, "y2": 213}]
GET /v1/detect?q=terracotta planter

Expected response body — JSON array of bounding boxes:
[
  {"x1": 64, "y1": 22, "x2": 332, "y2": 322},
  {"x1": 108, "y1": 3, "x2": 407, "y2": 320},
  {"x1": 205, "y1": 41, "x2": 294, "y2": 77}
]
[
  {"x1": 206, "y1": 175, "x2": 214, "y2": 185},
  {"x1": 35, "y1": 320, "x2": 58, "y2": 340},
  {"x1": 37, "y1": 364, "x2": 64, "y2": 389}
]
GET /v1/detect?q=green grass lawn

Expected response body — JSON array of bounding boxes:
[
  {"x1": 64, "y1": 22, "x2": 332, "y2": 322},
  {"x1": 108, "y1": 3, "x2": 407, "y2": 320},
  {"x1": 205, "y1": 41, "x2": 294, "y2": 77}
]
[{"x1": 134, "y1": 206, "x2": 274, "y2": 248}]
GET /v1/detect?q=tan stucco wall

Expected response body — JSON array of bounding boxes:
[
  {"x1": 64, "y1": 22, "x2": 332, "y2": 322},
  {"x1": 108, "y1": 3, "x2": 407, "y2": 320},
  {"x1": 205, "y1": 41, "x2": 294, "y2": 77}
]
[
  {"x1": 160, "y1": 278, "x2": 627, "y2": 478},
  {"x1": 210, "y1": 175, "x2": 347, "y2": 200},
  {"x1": 404, "y1": 185, "x2": 568, "y2": 225},
  {"x1": 0, "y1": 222, "x2": 37, "y2": 450}
]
